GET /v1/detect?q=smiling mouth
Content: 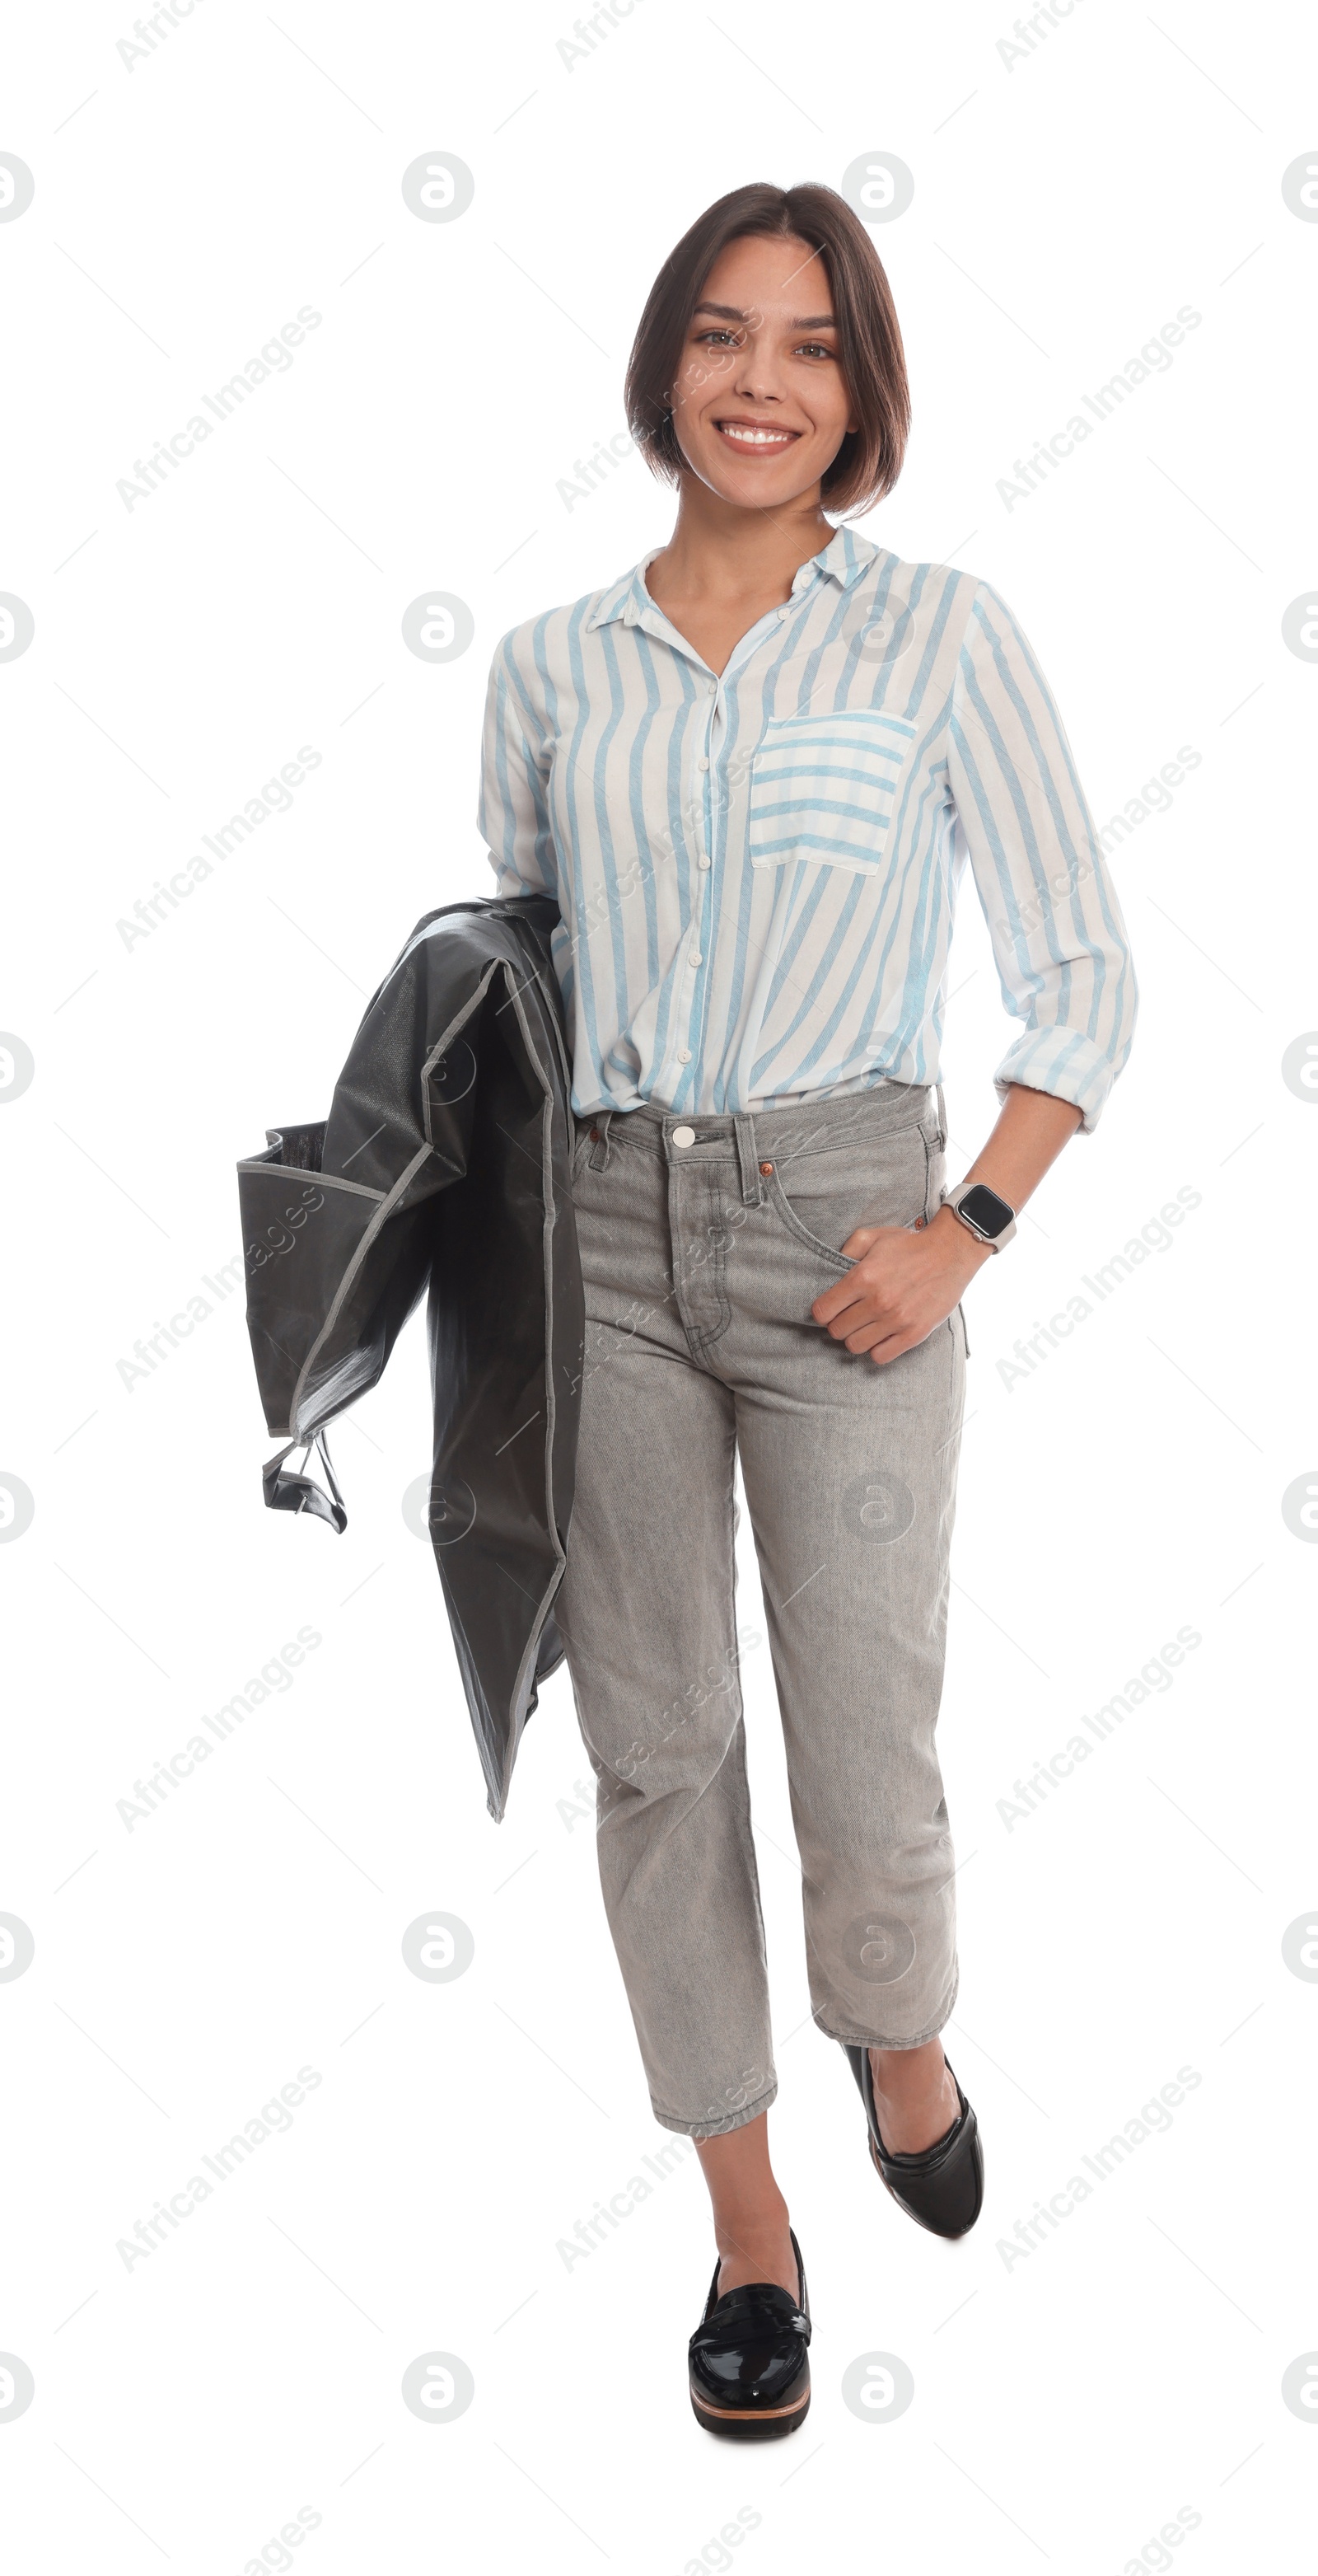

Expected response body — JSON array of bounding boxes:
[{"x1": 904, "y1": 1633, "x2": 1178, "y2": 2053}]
[{"x1": 714, "y1": 420, "x2": 801, "y2": 450}]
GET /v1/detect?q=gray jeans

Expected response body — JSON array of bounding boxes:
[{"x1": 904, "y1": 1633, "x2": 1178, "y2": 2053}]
[{"x1": 555, "y1": 1082, "x2": 967, "y2": 2138}]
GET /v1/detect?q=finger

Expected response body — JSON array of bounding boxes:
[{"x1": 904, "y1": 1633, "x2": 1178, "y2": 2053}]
[
  {"x1": 867, "y1": 1330, "x2": 918, "y2": 1365},
  {"x1": 838, "y1": 1319, "x2": 888, "y2": 1353},
  {"x1": 844, "y1": 1304, "x2": 919, "y2": 1351},
  {"x1": 811, "y1": 1276, "x2": 853, "y2": 1323},
  {"x1": 813, "y1": 1226, "x2": 900, "y2": 1318},
  {"x1": 813, "y1": 1272, "x2": 887, "y2": 1326},
  {"x1": 821, "y1": 1294, "x2": 888, "y2": 1338}
]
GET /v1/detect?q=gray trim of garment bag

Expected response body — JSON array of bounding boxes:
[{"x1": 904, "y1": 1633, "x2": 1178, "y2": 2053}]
[
  {"x1": 234, "y1": 1164, "x2": 390, "y2": 1438},
  {"x1": 492, "y1": 964, "x2": 569, "y2": 1809},
  {"x1": 410, "y1": 945, "x2": 569, "y2": 1814},
  {"x1": 284, "y1": 960, "x2": 505, "y2": 1442},
  {"x1": 418, "y1": 957, "x2": 501, "y2": 1155},
  {"x1": 398, "y1": 906, "x2": 577, "y2": 1114},
  {"x1": 235, "y1": 1159, "x2": 387, "y2": 1205}
]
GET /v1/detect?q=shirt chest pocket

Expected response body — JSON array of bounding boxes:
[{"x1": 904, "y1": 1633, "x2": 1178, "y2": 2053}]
[{"x1": 747, "y1": 708, "x2": 918, "y2": 874}]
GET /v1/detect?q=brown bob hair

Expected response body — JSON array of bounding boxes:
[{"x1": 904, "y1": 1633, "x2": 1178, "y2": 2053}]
[{"x1": 624, "y1": 182, "x2": 910, "y2": 517}]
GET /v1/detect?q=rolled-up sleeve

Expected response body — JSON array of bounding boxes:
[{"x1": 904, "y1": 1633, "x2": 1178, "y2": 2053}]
[
  {"x1": 479, "y1": 625, "x2": 557, "y2": 900},
  {"x1": 947, "y1": 580, "x2": 1137, "y2": 1131}
]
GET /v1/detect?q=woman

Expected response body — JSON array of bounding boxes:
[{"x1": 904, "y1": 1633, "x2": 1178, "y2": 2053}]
[{"x1": 479, "y1": 181, "x2": 1135, "y2": 2437}]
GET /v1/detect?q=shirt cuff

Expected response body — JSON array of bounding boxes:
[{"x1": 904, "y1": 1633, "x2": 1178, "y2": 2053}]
[{"x1": 992, "y1": 1027, "x2": 1122, "y2": 1134}]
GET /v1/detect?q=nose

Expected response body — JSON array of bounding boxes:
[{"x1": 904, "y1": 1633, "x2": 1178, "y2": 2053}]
[
  {"x1": 727, "y1": 321, "x2": 788, "y2": 408},
  {"x1": 731, "y1": 352, "x2": 783, "y2": 405}
]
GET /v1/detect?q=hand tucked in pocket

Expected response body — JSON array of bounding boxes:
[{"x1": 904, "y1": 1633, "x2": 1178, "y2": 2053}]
[{"x1": 811, "y1": 1205, "x2": 989, "y2": 1364}]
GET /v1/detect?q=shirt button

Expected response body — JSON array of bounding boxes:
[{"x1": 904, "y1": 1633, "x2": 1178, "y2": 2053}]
[
  {"x1": 778, "y1": 605, "x2": 790, "y2": 620},
  {"x1": 698, "y1": 756, "x2": 709, "y2": 771},
  {"x1": 678, "y1": 1047, "x2": 693, "y2": 1063},
  {"x1": 689, "y1": 950, "x2": 702, "y2": 966},
  {"x1": 708, "y1": 679, "x2": 717, "y2": 695},
  {"x1": 697, "y1": 852, "x2": 711, "y2": 870},
  {"x1": 672, "y1": 1124, "x2": 696, "y2": 1147}
]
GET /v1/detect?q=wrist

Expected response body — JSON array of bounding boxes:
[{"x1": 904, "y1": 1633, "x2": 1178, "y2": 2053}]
[{"x1": 928, "y1": 1202, "x2": 993, "y2": 1274}]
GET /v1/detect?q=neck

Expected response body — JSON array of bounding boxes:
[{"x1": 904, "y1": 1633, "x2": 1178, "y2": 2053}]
[{"x1": 650, "y1": 474, "x2": 836, "y2": 602}]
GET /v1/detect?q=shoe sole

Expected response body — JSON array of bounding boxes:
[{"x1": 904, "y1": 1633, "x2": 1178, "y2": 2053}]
[{"x1": 689, "y1": 2382, "x2": 811, "y2": 2440}]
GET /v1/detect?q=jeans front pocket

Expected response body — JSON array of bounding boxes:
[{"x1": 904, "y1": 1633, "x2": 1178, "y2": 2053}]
[{"x1": 763, "y1": 1122, "x2": 929, "y2": 1265}]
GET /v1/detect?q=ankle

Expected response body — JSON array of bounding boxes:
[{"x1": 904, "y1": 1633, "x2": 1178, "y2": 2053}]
[
  {"x1": 713, "y1": 2208, "x2": 797, "y2": 2301},
  {"x1": 868, "y1": 2043, "x2": 959, "y2": 2152},
  {"x1": 869, "y1": 2040, "x2": 951, "y2": 2096},
  {"x1": 712, "y1": 2194, "x2": 790, "y2": 2260}
]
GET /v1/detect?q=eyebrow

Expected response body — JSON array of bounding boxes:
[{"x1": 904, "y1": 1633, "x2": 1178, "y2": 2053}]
[{"x1": 692, "y1": 302, "x2": 837, "y2": 328}]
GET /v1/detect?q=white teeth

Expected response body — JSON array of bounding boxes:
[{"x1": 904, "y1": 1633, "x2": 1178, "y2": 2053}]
[{"x1": 719, "y1": 424, "x2": 792, "y2": 445}]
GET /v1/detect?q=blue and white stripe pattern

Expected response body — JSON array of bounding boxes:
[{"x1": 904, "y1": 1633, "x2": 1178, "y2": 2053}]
[
  {"x1": 479, "y1": 526, "x2": 1136, "y2": 1128},
  {"x1": 747, "y1": 705, "x2": 915, "y2": 870}
]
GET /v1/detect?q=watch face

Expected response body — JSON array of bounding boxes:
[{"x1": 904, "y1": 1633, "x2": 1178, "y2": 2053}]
[{"x1": 959, "y1": 1183, "x2": 1013, "y2": 1239}]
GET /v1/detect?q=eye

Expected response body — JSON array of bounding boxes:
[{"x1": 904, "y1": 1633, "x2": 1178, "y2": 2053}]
[
  {"x1": 694, "y1": 327, "x2": 740, "y2": 348},
  {"x1": 796, "y1": 340, "x2": 836, "y2": 361}
]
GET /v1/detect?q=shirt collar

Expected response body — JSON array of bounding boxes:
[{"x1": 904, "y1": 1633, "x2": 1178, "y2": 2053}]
[{"x1": 586, "y1": 524, "x2": 877, "y2": 630}]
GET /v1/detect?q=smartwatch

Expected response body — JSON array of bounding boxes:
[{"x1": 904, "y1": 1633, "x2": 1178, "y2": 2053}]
[{"x1": 942, "y1": 1179, "x2": 1017, "y2": 1251}]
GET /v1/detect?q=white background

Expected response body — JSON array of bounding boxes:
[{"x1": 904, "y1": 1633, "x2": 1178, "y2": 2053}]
[{"x1": 2, "y1": 1, "x2": 1316, "y2": 2568}]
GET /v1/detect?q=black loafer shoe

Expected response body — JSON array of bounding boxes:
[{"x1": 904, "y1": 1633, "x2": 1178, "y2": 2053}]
[
  {"x1": 845, "y1": 2045, "x2": 984, "y2": 2238},
  {"x1": 688, "y1": 2227, "x2": 811, "y2": 2439}
]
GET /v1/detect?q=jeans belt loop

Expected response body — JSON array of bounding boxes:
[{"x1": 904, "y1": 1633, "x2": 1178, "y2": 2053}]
[
  {"x1": 587, "y1": 1108, "x2": 615, "y2": 1171},
  {"x1": 733, "y1": 1110, "x2": 763, "y2": 1206}
]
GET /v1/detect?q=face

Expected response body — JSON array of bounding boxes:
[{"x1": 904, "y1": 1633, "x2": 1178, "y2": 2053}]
[{"x1": 667, "y1": 232, "x2": 858, "y2": 512}]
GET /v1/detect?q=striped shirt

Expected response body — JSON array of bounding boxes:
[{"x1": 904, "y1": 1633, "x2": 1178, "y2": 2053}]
[{"x1": 479, "y1": 524, "x2": 1136, "y2": 1129}]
